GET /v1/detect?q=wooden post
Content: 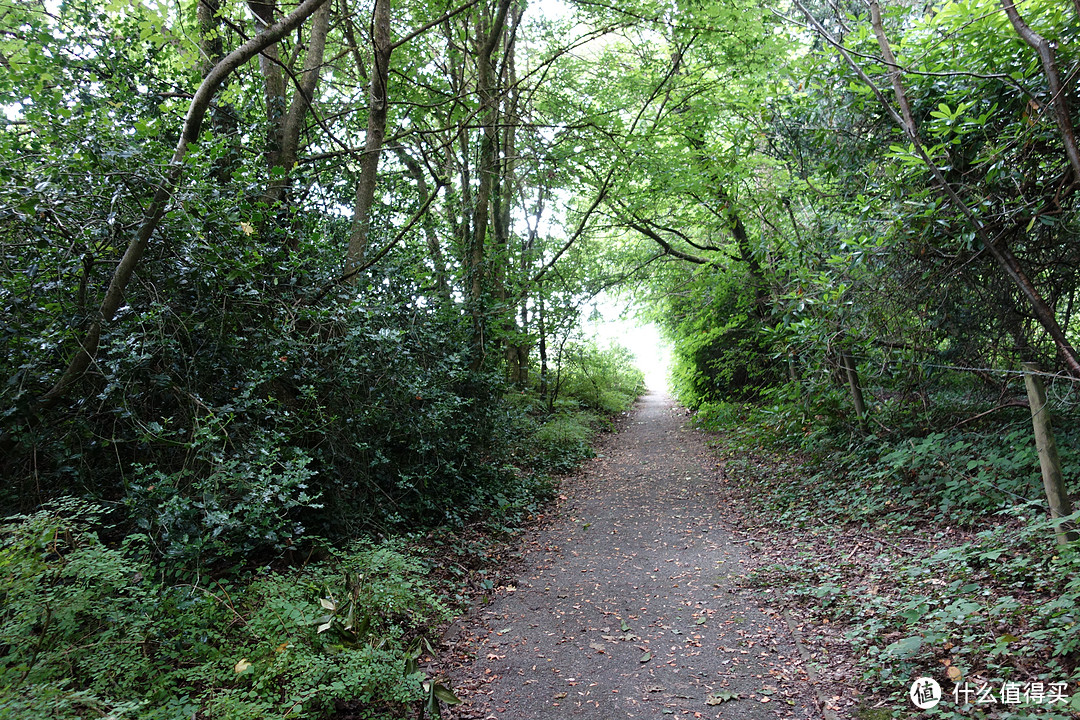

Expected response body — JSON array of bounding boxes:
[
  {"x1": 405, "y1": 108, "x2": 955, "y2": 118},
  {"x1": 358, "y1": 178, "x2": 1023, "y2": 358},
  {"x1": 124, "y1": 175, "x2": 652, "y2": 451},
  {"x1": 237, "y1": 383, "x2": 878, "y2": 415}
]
[
  {"x1": 1022, "y1": 362, "x2": 1078, "y2": 544},
  {"x1": 841, "y1": 351, "x2": 867, "y2": 430}
]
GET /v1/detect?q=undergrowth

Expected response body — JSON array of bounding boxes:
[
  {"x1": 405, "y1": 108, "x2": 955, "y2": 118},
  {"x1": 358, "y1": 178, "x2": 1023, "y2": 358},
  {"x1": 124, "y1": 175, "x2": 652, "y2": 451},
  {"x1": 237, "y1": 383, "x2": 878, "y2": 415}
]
[
  {"x1": 696, "y1": 396, "x2": 1080, "y2": 719},
  {"x1": 0, "y1": 342, "x2": 645, "y2": 719},
  {"x1": 0, "y1": 499, "x2": 452, "y2": 720}
]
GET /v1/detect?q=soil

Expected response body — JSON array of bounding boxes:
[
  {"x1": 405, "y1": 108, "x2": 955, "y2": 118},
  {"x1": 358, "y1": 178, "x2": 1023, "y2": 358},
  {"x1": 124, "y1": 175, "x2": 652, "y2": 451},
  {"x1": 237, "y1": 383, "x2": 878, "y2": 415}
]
[{"x1": 437, "y1": 392, "x2": 825, "y2": 719}]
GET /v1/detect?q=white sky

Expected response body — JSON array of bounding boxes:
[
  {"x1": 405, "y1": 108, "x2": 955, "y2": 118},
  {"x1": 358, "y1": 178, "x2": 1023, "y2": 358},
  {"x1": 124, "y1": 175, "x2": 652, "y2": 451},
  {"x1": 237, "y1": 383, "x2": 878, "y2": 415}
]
[{"x1": 583, "y1": 293, "x2": 672, "y2": 393}]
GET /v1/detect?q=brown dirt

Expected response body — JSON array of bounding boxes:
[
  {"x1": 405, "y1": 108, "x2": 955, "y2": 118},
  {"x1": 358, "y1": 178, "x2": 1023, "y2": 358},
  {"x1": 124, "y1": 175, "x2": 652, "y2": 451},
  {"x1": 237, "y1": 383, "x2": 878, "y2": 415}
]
[{"x1": 436, "y1": 392, "x2": 825, "y2": 720}]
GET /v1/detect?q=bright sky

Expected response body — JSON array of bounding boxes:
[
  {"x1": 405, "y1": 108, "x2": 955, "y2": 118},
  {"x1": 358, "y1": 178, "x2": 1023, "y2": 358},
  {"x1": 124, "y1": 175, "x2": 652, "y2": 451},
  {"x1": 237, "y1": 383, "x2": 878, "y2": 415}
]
[
  {"x1": 531, "y1": 0, "x2": 573, "y2": 20},
  {"x1": 583, "y1": 294, "x2": 672, "y2": 393}
]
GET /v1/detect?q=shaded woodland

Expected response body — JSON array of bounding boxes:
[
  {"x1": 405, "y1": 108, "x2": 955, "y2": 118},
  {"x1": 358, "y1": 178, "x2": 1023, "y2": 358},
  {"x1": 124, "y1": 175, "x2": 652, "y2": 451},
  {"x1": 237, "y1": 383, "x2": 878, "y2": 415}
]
[{"x1": 1, "y1": 0, "x2": 1079, "y2": 716}]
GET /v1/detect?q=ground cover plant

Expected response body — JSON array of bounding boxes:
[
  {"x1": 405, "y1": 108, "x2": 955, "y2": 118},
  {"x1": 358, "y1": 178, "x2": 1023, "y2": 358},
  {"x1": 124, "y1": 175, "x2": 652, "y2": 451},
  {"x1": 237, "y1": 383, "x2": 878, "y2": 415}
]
[
  {"x1": 0, "y1": 342, "x2": 643, "y2": 719},
  {"x1": 0, "y1": 499, "x2": 452, "y2": 719},
  {"x1": 693, "y1": 388, "x2": 1080, "y2": 719}
]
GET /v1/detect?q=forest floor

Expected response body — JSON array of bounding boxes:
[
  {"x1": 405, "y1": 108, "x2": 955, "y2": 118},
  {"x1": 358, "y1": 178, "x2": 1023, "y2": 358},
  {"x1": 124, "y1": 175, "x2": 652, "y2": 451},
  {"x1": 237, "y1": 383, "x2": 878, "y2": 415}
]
[{"x1": 432, "y1": 392, "x2": 843, "y2": 720}]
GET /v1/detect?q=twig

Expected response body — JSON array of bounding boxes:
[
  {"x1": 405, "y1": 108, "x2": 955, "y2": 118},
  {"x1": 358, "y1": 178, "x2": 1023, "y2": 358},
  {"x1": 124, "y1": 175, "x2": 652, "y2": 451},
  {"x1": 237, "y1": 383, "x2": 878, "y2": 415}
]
[{"x1": 949, "y1": 400, "x2": 1030, "y2": 429}]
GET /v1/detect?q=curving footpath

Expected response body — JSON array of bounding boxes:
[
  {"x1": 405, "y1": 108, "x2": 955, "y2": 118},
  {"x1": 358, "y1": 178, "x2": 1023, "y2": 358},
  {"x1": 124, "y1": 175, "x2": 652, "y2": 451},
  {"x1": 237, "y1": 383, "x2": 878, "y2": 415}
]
[{"x1": 444, "y1": 392, "x2": 820, "y2": 720}]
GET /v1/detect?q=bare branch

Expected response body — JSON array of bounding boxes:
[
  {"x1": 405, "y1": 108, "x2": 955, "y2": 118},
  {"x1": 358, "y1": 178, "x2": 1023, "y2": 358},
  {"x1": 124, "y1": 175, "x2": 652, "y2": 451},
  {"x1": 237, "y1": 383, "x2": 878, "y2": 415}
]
[
  {"x1": 1000, "y1": 0, "x2": 1080, "y2": 183},
  {"x1": 38, "y1": 0, "x2": 332, "y2": 406}
]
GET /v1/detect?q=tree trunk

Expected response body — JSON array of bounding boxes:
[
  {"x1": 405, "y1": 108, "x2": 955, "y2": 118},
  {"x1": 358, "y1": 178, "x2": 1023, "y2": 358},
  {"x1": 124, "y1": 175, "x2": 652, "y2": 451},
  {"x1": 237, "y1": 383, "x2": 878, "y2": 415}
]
[
  {"x1": 466, "y1": 0, "x2": 514, "y2": 368},
  {"x1": 1000, "y1": 0, "x2": 1080, "y2": 184},
  {"x1": 198, "y1": 0, "x2": 239, "y2": 183},
  {"x1": 248, "y1": 1, "x2": 287, "y2": 179},
  {"x1": 1022, "y1": 363, "x2": 1078, "y2": 544},
  {"x1": 494, "y1": 4, "x2": 523, "y2": 383},
  {"x1": 395, "y1": 147, "x2": 451, "y2": 303},
  {"x1": 841, "y1": 351, "x2": 867, "y2": 430},
  {"x1": 264, "y1": 0, "x2": 332, "y2": 209},
  {"x1": 344, "y1": 0, "x2": 392, "y2": 281},
  {"x1": 538, "y1": 288, "x2": 549, "y2": 400},
  {"x1": 37, "y1": 0, "x2": 330, "y2": 407}
]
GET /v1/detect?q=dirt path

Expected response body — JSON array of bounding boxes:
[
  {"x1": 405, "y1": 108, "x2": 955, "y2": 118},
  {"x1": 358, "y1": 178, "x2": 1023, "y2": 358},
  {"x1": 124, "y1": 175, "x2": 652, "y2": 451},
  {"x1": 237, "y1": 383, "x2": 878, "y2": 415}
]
[{"x1": 442, "y1": 392, "x2": 822, "y2": 719}]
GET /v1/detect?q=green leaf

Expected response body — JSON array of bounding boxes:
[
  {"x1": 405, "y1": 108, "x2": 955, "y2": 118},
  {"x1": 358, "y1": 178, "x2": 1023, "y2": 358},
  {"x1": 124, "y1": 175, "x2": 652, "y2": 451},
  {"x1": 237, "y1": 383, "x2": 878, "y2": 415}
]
[
  {"x1": 640, "y1": 652, "x2": 652, "y2": 663},
  {"x1": 707, "y1": 691, "x2": 739, "y2": 704},
  {"x1": 432, "y1": 683, "x2": 462, "y2": 705},
  {"x1": 425, "y1": 685, "x2": 441, "y2": 719},
  {"x1": 883, "y1": 636, "x2": 923, "y2": 659}
]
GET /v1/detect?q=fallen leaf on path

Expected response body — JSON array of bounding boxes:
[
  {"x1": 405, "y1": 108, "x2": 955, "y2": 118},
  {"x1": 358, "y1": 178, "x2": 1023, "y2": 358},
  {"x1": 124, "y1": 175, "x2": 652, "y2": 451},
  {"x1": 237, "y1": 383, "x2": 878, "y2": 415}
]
[{"x1": 706, "y1": 691, "x2": 738, "y2": 705}]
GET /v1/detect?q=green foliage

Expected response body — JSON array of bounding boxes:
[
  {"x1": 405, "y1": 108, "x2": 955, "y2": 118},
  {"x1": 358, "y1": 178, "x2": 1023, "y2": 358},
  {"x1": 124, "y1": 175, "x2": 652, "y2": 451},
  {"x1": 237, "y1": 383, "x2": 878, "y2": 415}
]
[
  {"x1": 0, "y1": 0, "x2": 544, "y2": 560},
  {"x1": 512, "y1": 339, "x2": 645, "y2": 474},
  {"x1": 7, "y1": 0, "x2": 1079, "y2": 714},
  {"x1": 0, "y1": 192, "x2": 520, "y2": 547},
  {"x1": 646, "y1": 263, "x2": 781, "y2": 408},
  {"x1": 746, "y1": 512, "x2": 1080, "y2": 719},
  {"x1": 553, "y1": 341, "x2": 645, "y2": 414},
  {"x1": 0, "y1": 499, "x2": 157, "y2": 718},
  {"x1": 711, "y1": 402, "x2": 1072, "y2": 532},
  {"x1": 527, "y1": 411, "x2": 600, "y2": 474},
  {"x1": 692, "y1": 400, "x2": 744, "y2": 429},
  {"x1": 0, "y1": 501, "x2": 454, "y2": 719},
  {"x1": 715, "y1": 385, "x2": 1080, "y2": 716},
  {"x1": 126, "y1": 448, "x2": 320, "y2": 563}
]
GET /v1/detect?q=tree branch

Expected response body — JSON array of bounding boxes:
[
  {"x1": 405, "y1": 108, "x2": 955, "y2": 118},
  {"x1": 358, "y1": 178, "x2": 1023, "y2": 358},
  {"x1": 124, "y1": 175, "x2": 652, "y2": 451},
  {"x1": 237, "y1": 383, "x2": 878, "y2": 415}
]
[
  {"x1": 789, "y1": 0, "x2": 1080, "y2": 377},
  {"x1": 999, "y1": 0, "x2": 1080, "y2": 184},
  {"x1": 38, "y1": 0, "x2": 331, "y2": 407},
  {"x1": 624, "y1": 219, "x2": 713, "y2": 266}
]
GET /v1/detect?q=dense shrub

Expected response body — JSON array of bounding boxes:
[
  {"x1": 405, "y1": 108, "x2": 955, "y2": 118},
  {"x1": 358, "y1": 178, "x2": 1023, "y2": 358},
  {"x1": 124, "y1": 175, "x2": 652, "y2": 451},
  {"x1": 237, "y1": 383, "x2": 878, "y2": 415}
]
[
  {"x1": 554, "y1": 342, "x2": 645, "y2": 413},
  {"x1": 0, "y1": 238, "x2": 521, "y2": 560},
  {"x1": 0, "y1": 500, "x2": 452, "y2": 720}
]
